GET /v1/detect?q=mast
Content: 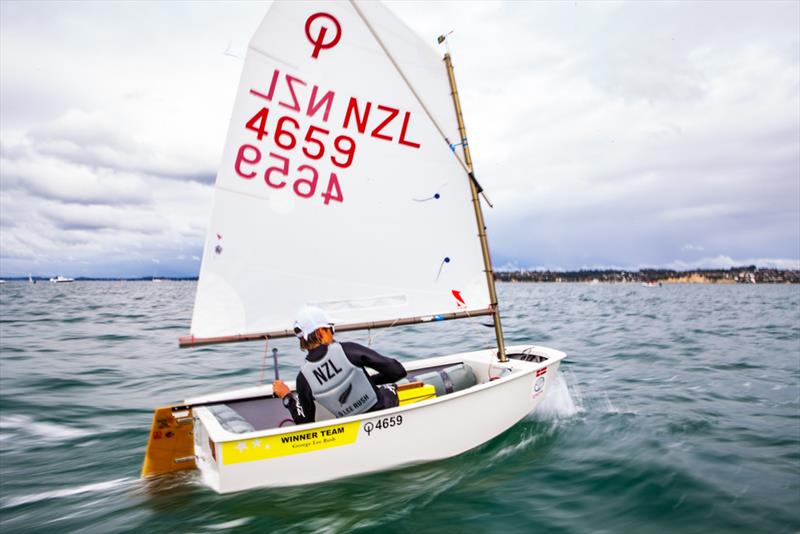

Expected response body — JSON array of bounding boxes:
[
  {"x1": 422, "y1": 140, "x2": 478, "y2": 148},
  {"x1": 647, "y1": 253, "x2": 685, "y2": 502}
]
[{"x1": 443, "y1": 51, "x2": 507, "y2": 362}]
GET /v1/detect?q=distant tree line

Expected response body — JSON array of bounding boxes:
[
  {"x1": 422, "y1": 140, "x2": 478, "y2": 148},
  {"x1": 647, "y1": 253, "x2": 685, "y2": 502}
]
[{"x1": 494, "y1": 267, "x2": 799, "y2": 284}]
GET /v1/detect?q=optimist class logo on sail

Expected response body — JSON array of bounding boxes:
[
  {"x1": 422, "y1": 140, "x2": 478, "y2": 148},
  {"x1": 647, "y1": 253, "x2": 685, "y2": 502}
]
[
  {"x1": 305, "y1": 12, "x2": 341, "y2": 59},
  {"x1": 233, "y1": 14, "x2": 422, "y2": 206}
]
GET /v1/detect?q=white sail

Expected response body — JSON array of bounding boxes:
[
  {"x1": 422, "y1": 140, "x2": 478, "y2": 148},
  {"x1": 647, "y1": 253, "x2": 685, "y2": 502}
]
[{"x1": 189, "y1": 0, "x2": 491, "y2": 341}]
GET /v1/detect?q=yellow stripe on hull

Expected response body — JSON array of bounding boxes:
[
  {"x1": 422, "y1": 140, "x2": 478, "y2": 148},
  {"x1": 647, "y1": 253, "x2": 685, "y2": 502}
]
[{"x1": 222, "y1": 421, "x2": 360, "y2": 465}]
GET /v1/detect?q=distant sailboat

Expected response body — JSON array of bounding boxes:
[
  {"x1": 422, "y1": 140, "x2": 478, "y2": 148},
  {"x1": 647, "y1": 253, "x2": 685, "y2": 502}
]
[{"x1": 29, "y1": 273, "x2": 35, "y2": 284}]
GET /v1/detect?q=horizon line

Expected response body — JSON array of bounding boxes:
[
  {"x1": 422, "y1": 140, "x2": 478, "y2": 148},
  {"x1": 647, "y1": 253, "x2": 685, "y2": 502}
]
[{"x1": 3, "y1": 265, "x2": 800, "y2": 281}]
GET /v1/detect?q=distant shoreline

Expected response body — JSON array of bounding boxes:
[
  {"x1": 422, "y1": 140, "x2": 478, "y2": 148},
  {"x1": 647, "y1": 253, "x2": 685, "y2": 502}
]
[
  {"x1": 0, "y1": 277, "x2": 200, "y2": 282},
  {"x1": 494, "y1": 267, "x2": 799, "y2": 284},
  {"x1": 3, "y1": 267, "x2": 798, "y2": 284}
]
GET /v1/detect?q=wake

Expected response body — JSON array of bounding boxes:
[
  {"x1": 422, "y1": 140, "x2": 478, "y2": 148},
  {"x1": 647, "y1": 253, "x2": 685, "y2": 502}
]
[{"x1": 533, "y1": 368, "x2": 583, "y2": 419}]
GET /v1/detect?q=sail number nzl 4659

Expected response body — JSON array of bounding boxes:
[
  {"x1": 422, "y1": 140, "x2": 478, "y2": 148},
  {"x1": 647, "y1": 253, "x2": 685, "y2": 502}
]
[
  {"x1": 233, "y1": 67, "x2": 422, "y2": 207},
  {"x1": 234, "y1": 109, "x2": 352, "y2": 206}
]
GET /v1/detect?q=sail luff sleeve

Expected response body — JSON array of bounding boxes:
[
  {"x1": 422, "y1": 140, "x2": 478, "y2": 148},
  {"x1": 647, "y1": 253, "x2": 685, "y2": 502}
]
[{"x1": 348, "y1": 0, "x2": 470, "y2": 175}]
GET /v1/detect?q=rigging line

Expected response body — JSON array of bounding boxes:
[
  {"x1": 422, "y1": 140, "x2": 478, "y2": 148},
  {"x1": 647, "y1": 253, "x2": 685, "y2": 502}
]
[
  {"x1": 348, "y1": 0, "x2": 471, "y2": 176},
  {"x1": 460, "y1": 305, "x2": 500, "y2": 379},
  {"x1": 464, "y1": 305, "x2": 494, "y2": 347},
  {"x1": 259, "y1": 336, "x2": 269, "y2": 384},
  {"x1": 365, "y1": 316, "x2": 401, "y2": 346}
]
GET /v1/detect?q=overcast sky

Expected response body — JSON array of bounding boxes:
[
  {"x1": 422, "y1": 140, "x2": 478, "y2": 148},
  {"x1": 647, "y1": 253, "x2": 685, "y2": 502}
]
[{"x1": 1, "y1": 0, "x2": 798, "y2": 278}]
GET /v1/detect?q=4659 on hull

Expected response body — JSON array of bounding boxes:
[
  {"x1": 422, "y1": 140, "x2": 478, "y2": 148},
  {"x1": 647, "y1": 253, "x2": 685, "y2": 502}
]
[{"x1": 143, "y1": 345, "x2": 564, "y2": 493}]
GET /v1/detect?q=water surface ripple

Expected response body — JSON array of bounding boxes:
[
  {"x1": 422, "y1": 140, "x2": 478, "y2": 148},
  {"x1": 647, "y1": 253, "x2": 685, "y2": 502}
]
[{"x1": 1, "y1": 282, "x2": 798, "y2": 533}]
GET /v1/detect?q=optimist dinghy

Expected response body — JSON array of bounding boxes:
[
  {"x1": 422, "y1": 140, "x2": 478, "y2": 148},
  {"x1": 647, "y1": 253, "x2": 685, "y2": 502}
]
[{"x1": 142, "y1": 0, "x2": 566, "y2": 494}]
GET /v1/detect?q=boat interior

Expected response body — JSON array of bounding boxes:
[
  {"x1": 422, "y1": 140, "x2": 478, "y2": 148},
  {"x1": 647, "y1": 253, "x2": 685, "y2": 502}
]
[{"x1": 201, "y1": 350, "x2": 549, "y2": 434}]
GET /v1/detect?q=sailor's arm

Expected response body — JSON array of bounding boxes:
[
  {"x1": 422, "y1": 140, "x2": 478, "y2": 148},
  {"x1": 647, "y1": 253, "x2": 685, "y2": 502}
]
[
  {"x1": 274, "y1": 375, "x2": 315, "y2": 424},
  {"x1": 341, "y1": 341, "x2": 407, "y2": 384}
]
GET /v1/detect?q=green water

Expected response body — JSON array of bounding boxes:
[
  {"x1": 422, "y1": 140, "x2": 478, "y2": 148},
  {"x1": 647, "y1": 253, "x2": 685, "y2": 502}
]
[{"x1": 1, "y1": 282, "x2": 798, "y2": 532}]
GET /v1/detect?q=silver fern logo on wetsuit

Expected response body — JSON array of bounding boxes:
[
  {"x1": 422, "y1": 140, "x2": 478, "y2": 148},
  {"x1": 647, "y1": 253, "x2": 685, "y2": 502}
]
[{"x1": 300, "y1": 343, "x2": 378, "y2": 417}]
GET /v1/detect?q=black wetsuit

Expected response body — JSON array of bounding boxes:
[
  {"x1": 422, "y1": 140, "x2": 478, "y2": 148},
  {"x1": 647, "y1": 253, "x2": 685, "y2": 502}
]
[{"x1": 283, "y1": 342, "x2": 406, "y2": 424}]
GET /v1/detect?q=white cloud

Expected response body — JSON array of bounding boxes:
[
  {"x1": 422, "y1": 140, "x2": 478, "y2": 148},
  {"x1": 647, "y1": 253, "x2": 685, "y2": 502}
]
[
  {"x1": 681, "y1": 244, "x2": 705, "y2": 252},
  {"x1": 0, "y1": 0, "x2": 798, "y2": 276},
  {"x1": 27, "y1": 109, "x2": 216, "y2": 180}
]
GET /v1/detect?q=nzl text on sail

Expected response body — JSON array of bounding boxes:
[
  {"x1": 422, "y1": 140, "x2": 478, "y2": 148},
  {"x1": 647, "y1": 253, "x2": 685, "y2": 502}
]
[{"x1": 235, "y1": 68, "x2": 422, "y2": 206}]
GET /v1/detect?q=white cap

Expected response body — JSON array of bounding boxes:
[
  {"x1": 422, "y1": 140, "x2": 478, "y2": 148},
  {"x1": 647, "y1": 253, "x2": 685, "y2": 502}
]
[{"x1": 293, "y1": 306, "x2": 334, "y2": 340}]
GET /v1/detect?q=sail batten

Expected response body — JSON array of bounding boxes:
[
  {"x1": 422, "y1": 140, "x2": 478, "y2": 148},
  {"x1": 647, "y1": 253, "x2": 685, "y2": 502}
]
[{"x1": 188, "y1": 0, "x2": 493, "y2": 343}]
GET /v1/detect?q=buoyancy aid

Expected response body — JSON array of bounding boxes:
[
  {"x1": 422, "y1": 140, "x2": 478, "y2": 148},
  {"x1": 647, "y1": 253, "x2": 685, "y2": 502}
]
[{"x1": 300, "y1": 342, "x2": 379, "y2": 417}]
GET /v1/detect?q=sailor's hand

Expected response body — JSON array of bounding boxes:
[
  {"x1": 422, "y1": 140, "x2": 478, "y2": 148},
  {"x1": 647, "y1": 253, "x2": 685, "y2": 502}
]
[{"x1": 273, "y1": 379, "x2": 290, "y2": 399}]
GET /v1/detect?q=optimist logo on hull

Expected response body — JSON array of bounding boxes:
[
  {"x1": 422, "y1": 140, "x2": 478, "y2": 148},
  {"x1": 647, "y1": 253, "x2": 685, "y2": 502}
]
[
  {"x1": 222, "y1": 421, "x2": 360, "y2": 465},
  {"x1": 532, "y1": 367, "x2": 547, "y2": 398},
  {"x1": 532, "y1": 378, "x2": 546, "y2": 399}
]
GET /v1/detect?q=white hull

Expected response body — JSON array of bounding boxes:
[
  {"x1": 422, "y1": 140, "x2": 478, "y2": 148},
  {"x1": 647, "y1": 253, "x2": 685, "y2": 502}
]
[{"x1": 188, "y1": 345, "x2": 565, "y2": 493}]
